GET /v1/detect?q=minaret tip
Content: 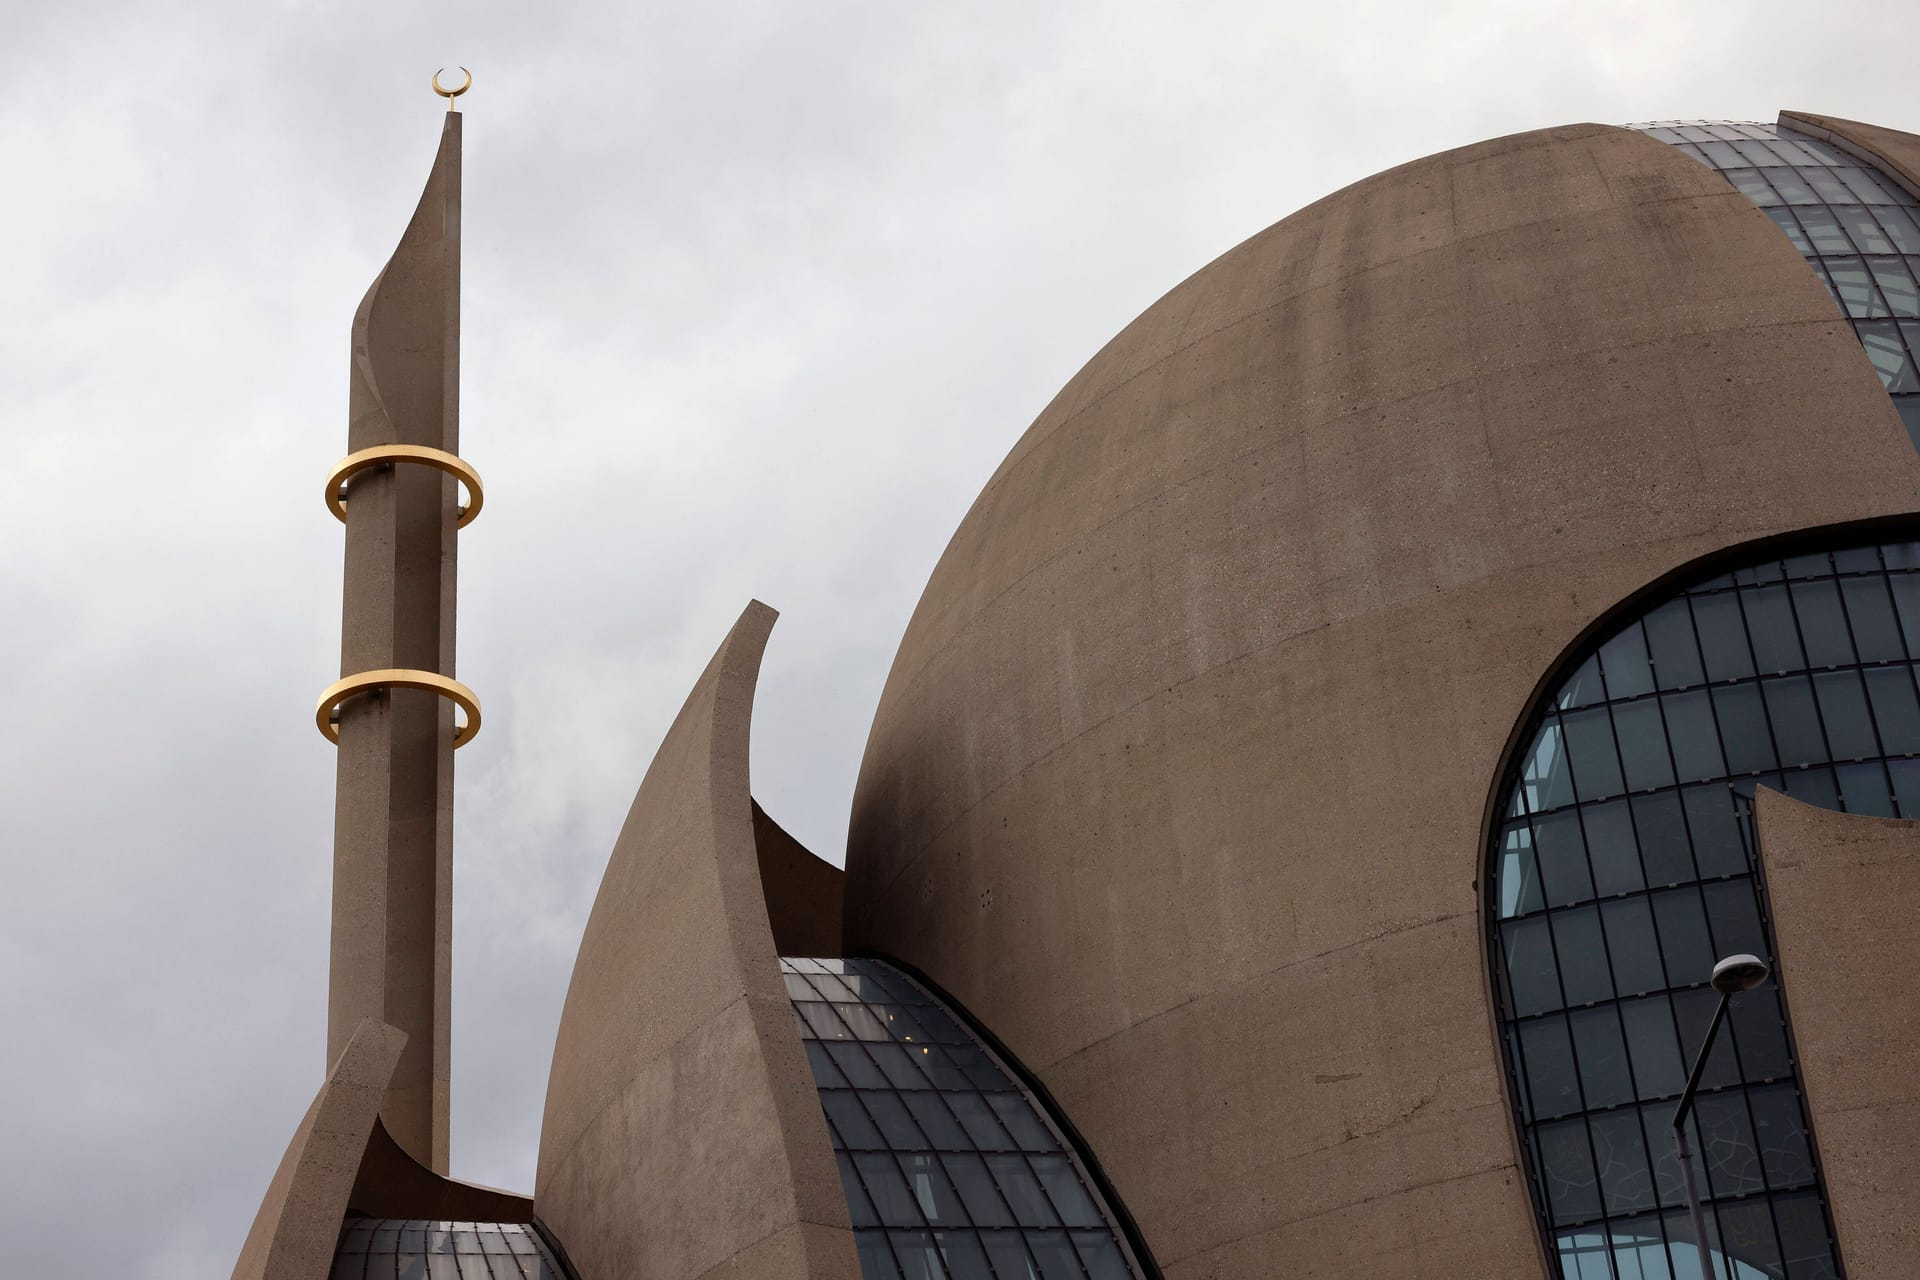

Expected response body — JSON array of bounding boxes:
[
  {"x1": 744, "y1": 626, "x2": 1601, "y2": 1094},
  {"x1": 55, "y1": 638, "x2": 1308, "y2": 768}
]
[{"x1": 432, "y1": 67, "x2": 471, "y2": 112}]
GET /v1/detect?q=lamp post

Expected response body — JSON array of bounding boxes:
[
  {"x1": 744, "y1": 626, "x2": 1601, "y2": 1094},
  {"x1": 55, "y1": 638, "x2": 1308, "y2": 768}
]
[{"x1": 1672, "y1": 953, "x2": 1771, "y2": 1280}]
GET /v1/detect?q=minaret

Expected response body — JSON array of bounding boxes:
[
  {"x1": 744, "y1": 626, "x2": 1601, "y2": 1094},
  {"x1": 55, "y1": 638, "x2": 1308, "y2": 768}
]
[{"x1": 313, "y1": 73, "x2": 480, "y2": 1175}]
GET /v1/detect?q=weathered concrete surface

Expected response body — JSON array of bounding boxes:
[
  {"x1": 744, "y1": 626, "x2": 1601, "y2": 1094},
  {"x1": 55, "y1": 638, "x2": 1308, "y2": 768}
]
[
  {"x1": 845, "y1": 122, "x2": 1920, "y2": 1278},
  {"x1": 233, "y1": 1020, "x2": 406, "y2": 1280},
  {"x1": 1781, "y1": 110, "x2": 1920, "y2": 202},
  {"x1": 1755, "y1": 788, "x2": 1920, "y2": 1279},
  {"x1": 329, "y1": 111, "x2": 463, "y2": 1172},
  {"x1": 536, "y1": 602, "x2": 858, "y2": 1280},
  {"x1": 753, "y1": 800, "x2": 844, "y2": 957}
]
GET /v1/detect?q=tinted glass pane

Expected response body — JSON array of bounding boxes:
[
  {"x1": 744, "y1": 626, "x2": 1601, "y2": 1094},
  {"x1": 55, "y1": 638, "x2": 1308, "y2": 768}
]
[
  {"x1": 1728, "y1": 985, "x2": 1793, "y2": 1082},
  {"x1": 1534, "y1": 810, "x2": 1595, "y2": 907},
  {"x1": 1762, "y1": 676, "x2": 1827, "y2": 768},
  {"x1": 1837, "y1": 761, "x2": 1896, "y2": 816},
  {"x1": 1564, "y1": 708, "x2": 1626, "y2": 801},
  {"x1": 1812, "y1": 670, "x2": 1877, "y2": 758},
  {"x1": 1553, "y1": 906, "x2": 1614, "y2": 1005},
  {"x1": 1589, "y1": 1110, "x2": 1656, "y2": 1214},
  {"x1": 1692, "y1": 594, "x2": 1755, "y2": 681},
  {"x1": 783, "y1": 958, "x2": 1139, "y2": 1276},
  {"x1": 1521, "y1": 1016, "x2": 1582, "y2": 1119},
  {"x1": 1644, "y1": 599, "x2": 1705, "y2": 689},
  {"x1": 1569, "y1": 1007, "x2": 1636, "y2": 1111},
  {"x1": 1538, "y1": 1118, "x2": 1602, "y2": 1224},
  {"x1": 1619, "y1": 996, "x2": 1684, "y2": 1099},
  {"x1": 1662, "y1": 690, "x2": 1724, "y2": 781},
  {"x1": 1790, "y1": 579, "x2": 1854, "y2": 666},
  {"x1": 1841, "y1": 576, "x2": 1906, "y2": 661},
  {"x1": 1638, "y1": 792, "x2": 1702, "y2": 883},
  {"x1": 1651, "y1": 890, "x2": 1714, "y2": 990},
  {"x1": 1743, "y1": 586, "x2": 1805, "y2": 671},
  {"x1": 1601, "y1": 897, "x2": 1665, "y2": 997},
  {"x1": 1711, "y1": 684, "x2": 1775, "y2": 773},
  {"x1": 1613, "y1": 700, "x2": 1674, "y2": 791},
  {"x1": 1601, "y1": 625, "x2": 1656, "y2": 698},
  {"x1": 1583, "y1": 801, "x2": 1643, "y2": 897}
]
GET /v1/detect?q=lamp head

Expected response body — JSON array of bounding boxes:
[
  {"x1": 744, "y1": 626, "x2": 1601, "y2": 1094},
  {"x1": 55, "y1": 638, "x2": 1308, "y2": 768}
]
[{"x1": 1711, "y1": 953, "x2": 1770, "y2": 995}]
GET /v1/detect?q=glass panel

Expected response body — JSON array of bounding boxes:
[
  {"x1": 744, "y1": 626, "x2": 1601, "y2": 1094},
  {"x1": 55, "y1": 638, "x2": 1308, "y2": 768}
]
[
  {"x1": 1692, "y1": 1090, "x2": 1763, "y2": 1196},
  {"x1": 1728, "y1": 985, "x2": 1792, "y2": 1082},
  {"x1": 1553, "y1": 905, "x2": 1614, "y2": 1005},
  {"x1": 1030, "y1": 1155, "x2": 1103, "y2": 1226},
  {"x1": 1867, "y1": 255, "x2": 1920, "y2": 317},
  {"x1": 1619, "y1": 995, "x2": 1685, "y2": 1099},
  {"x1": 1662, "y1": 690, "x2": 1725, "y2": 781},
  {"x1": 1762, "y1": 676, "x2": 1827, "y2": 768},
  {"x1": 1569, "y1": 1006, "x2": 1637, "y2": 1111},
  {"x1": 1836, "y1": 761, "x2": 1894, "y2": 815},
  {"x1": 1601, "y1": 897, "x2": 1665, "y2": 997},
  {"x1": 1857, "y1": 319, "x2": 1920, "y2": 392},
  {"x1": 1711, "y1": 684, "x2": 1776, "y2": 774},
  {"x1": 1876, "y1": 205, "x2": 1920, "y2": 253},
  {"x1": 1716, "y1": 1199, "x2": 1783, "y2": 1279},
  {"x1": 1743, "y1": 585, "x2": 1805, "y2": 671},
  {"x1": 1521, "y1": 1016, "x2": 1582, "y2": 1118},
  {"x1": 1602, "y1": 625, "x2": 1657, "y2": 698},
  {"x1": 1614, "y1": 700, "x2": 1675, "y2": 791},
  {"x1": 1764, "y1": 206, "x2": 1813, "y2": 253},
  {"x1": 1639, "y1": 791, "x2": 1702, "y2": 883},
  {"x1": 1590, "y1": 1110, "x2": 1657, "y2": 1214},
  {"x1": 1821, "y1": 255, "x2": 1887, "y2": 317},
  {"x1": 1747, "y1": 1083, "x2": 1814, "y2": 1188},
  {"x1": 1645, "y1": 599, "x2": 1705, "y2": 689},
  {"x1": 1672, "y1": 989, "x2": 1741, "y2": 1092},
  {"x1": 1699, "y1": 879, "x2": 1765, "y2": 960},
  {"x1": 1538, "y1": 1118, "x2": 1603, "y2": 1225},
  {"x1": 1583, "y1": 800, "x2": 1644, "y2": 897},
  {"x1": 1863, "y1": 667, "x2": 1920, "y2": 751},
  {"x1": 1841, "y1": 576, "x2": 1906, "y2": 660},
  {"x1": 1524, "y1": 720, "x2": 1577, "y2": 812},
  {"x1": 1505, "y1": 917, "x2": 1566, "y2": 1013},
  {"x1": 1535, "y1": 810, "x2": 1596, "y2": 907},
  {"x1": 1812, "y1": 670, "x2": 1877, "y2": 758},
  {"x1": 1692, "y1": 595, "x2": 1755, "y2": 681},
  {"x1": 1561, "y1": 653, "x2": 1608, "y2": 709},
  {"x1": 1564, "y1": 707, "x2": 1626, "y2": 801},
  {"x1": 1652, "y1": 890, "x2": 1715, "y2": 989},
  {"x1": 1789, "y1": 579, "x2": 1854, "y2": 667}
]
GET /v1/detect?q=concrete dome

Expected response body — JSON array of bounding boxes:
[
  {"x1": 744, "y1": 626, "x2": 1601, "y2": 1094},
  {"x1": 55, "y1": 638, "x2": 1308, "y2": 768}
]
[{"x1": 842, "y1": 121, "x2": 1920, "y2": 1277}]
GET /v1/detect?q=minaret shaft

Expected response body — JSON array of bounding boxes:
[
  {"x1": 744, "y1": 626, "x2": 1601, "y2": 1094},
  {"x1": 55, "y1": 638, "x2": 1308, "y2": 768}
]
[{"x1": 328, "y1": 112, "x2": 462, "y2": 1174}]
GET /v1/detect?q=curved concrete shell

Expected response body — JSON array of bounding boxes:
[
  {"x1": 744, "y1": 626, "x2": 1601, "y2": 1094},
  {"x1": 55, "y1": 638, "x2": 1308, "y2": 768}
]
[
  {"x1": 1755, "y1": 787, "x2": 1920, "y2": 1277},
  {"x1": 536, "y1": 601, "x2": 859, "y2": 1280},
  {"x1": 844, "y1": 122, "x2": 1920, "y2": 1276}
]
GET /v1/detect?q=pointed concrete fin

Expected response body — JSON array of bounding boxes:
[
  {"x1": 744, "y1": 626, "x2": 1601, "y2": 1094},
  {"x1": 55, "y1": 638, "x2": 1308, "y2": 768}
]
[{"x1": 232, "y1": 1020, "x2": 407, "y2": 1280}]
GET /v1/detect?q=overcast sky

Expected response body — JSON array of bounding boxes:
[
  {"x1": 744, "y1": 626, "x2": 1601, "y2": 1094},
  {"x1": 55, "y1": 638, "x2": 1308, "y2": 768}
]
[{"x1": 4, "y1": 1, "x2": 1919, "y2": 1274}]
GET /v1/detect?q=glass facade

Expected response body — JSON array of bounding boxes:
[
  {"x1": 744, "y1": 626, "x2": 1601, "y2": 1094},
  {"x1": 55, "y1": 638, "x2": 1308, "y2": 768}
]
[
  {"x1": 330, "y1": 1219, "x2": 572, "y2": 1278},
  {"x1": 1486, "y1": 537, "x2": 1920, "y2": 1277},
  {"x1": 782, "y1": 957, "x2": 1144, "y2": 1280},
  {"x1": 1631, "y1": 119, "x2": 1920, "y2": 447}
]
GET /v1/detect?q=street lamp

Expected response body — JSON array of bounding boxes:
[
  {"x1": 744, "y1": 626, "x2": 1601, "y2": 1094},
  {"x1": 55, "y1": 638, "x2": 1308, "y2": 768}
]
[{"x1": 1672, "y1": 953, "x2": 1771, "y2": 1280}]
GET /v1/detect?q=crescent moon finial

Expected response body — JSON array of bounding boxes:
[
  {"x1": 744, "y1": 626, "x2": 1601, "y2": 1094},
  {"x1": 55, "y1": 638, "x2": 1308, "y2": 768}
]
[{"x1": 432, "y1": 67, "x2": 472, "y2": 110}]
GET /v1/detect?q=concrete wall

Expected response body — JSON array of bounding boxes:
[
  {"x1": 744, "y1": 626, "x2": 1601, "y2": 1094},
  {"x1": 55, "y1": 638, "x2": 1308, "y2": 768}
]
[
  {"x1": 753, "y1": 801, "x2": 844, "y2": 957},
  {"x1": 1755, "y1": 788, "x2": 1920, "y2": 1279},
  {"x1": 536, "y1": 602, "x2": 858, "y2": 1280},
  {"x1": 844, "y1": 122, "x2": 1920, "y2": 1278}
]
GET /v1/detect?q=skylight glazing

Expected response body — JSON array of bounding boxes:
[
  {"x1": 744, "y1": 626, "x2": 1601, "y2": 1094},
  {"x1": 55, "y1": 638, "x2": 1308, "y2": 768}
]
[
  {"x1": 1484, "y1": 534, "x2": 1920, "y2": 1277},
  {"x1": 330, "y1": 1219, "x2": 572, "y2": 1279},
  {"x1": 1632, "y1": 119, "x2": 1920, "y2": 447},
  {"x1": 782, "y1": 957, "x2": 1144, "y2": 1280}
]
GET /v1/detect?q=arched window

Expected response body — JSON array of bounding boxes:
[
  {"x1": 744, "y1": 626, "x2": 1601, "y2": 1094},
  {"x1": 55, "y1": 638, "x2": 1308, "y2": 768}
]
[{"x1": 1487, "y1": 538, "x2": 1920, "y2": 1277}]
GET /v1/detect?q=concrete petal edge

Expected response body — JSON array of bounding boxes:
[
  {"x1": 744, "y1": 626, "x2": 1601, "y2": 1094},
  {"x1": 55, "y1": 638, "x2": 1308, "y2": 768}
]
[
  {"x1": 232, "y1": 1019, "x2": 408, "y2": 1280},
  {"x1": 844, "y1": 121, "x2": 1920, "y2": 1277},
  {"x1": 535, "y1": 600, "x2": 859, "y2": 1280},
  {"x1": 1754, "y1": 787, "x2": 1920, "y2": 1278}
]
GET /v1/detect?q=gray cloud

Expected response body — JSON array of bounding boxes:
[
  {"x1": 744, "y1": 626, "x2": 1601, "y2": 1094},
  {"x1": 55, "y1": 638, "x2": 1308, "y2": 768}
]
[{"x1": 3, "y1": 1, "x2": 1917, "y2": 1273}]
